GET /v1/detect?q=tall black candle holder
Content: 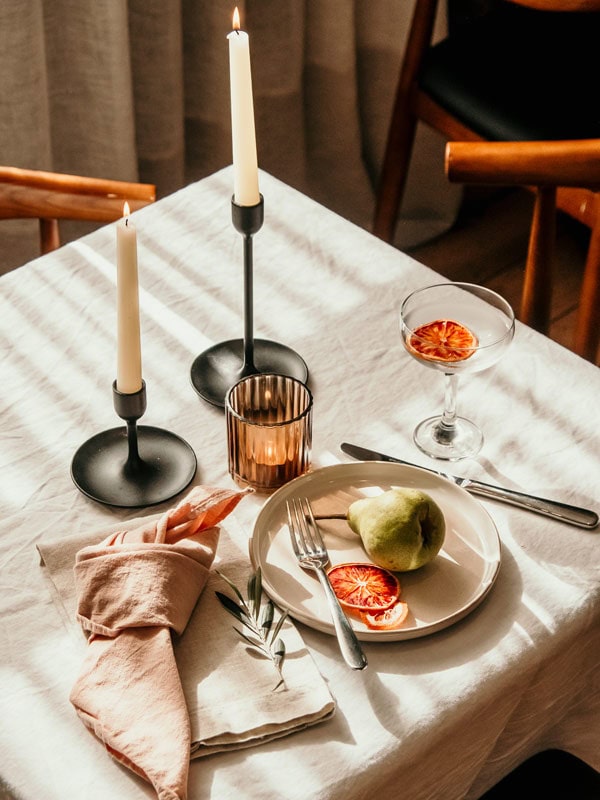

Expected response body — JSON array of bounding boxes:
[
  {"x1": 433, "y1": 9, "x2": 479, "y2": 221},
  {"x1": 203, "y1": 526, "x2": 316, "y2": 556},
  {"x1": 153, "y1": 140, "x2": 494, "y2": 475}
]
[
  {"x1": 190, "y1": 195, "x2": 308, "y2": 408},
  {"x1": 71, "y1": 381, "x2": 197, "y2": 508}
]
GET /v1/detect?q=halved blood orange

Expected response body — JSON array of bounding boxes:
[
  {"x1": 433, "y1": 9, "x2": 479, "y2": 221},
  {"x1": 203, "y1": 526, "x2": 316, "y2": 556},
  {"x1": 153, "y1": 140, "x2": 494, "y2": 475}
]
[
  {"x1": 407, "y1": 318, "x2": 478, "y2": 362},
  {"x1": 326, "y1": 562, "x2": 400, "y2": 611},
  {"x1": 362, "y1": 602, "x2": 409, "y2": 631}
]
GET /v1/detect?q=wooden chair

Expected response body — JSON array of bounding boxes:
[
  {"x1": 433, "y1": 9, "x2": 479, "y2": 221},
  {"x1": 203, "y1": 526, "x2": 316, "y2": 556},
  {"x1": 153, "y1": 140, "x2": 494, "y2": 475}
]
[
  {"x1": 373, "y1": 0, "x2": 600, "y2": 360},
  {"x1": 445, "y1": 139, "x2": 600, "y2": 362},
  {"x1": 0, "y1": 166, "x2": 156, "y2": 256}
]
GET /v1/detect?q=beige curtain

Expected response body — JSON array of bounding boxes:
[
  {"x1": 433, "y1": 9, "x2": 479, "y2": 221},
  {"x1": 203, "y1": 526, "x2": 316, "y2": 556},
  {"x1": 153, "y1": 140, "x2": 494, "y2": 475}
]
[{"x1": 0, "y1": 0, "x2": 460, "y2": 273}]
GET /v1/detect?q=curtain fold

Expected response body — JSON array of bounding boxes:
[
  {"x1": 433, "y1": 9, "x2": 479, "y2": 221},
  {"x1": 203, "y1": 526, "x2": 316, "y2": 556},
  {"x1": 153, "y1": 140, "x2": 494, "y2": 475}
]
[
  {"x1": 129, "y1": 0, "x2": 186, "y2": 196},
  {"x1": 182, "y1": 0, "x2": 231, "y2": 187},
  {"x1": 0, "y1": 0, "x2": 460, "y2": 273},
  {"x1": 44, "y1": 1, "x2": 138, "y2": 179},
  {"x1": 0, "y1": 1, "x2": 52, "y2": 170},
  {"x1": 303, "y1": 0, "x2": 373, "y2": 226}
]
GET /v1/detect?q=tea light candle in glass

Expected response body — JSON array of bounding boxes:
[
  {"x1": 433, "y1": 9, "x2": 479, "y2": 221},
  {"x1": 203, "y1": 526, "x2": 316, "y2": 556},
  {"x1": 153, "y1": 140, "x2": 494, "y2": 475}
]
[{"x1": 226, "y1": 374, "x2": 313, "y2": 492}]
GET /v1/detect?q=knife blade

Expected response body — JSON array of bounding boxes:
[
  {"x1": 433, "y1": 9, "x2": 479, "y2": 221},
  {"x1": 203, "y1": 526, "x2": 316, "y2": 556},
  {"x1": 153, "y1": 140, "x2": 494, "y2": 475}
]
[{"x1": 340, "y1": 442, "x2": 599, "y2": 530}]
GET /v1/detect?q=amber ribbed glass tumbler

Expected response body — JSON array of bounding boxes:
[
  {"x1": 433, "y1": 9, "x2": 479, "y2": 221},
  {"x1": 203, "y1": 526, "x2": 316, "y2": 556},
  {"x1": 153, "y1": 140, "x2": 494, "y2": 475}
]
[{"x1": 226, "y1": 374, "x2": 313, "y2": 492}]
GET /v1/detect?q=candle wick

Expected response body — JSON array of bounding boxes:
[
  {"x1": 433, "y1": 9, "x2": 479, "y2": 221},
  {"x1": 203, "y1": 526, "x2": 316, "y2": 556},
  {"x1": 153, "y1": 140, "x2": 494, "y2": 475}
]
[{"x1": 125, "y1": 218, "x2": 129, "y2": 227}]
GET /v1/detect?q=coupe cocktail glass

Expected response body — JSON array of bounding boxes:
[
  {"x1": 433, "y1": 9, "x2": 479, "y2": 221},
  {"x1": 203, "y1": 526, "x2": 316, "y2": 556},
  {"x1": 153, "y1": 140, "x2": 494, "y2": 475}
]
[{"x1": 400, "y1": 282, "x2": 515, "y2": 460}]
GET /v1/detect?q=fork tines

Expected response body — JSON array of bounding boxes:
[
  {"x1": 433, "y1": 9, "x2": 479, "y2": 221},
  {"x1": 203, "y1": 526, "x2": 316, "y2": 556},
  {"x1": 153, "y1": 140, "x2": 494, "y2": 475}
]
[{"x1": 286, "y1": 497, "x2": 326, "y2": 559}]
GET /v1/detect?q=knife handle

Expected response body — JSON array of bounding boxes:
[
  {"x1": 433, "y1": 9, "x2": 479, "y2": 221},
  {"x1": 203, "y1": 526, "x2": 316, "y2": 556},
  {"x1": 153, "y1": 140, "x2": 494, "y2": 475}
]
[
  {"x1": 467, "y1": 481, "x2": 599, "y2": 529},
  {"x1": 340, "y1": 443, "x2": 599, "y2": 530}
]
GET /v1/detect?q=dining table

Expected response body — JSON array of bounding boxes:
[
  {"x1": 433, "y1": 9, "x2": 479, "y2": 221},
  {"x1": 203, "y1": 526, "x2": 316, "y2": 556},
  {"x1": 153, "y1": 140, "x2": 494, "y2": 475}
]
[{"x1": 1, "y1": 167, "x2": 598, "y2": 800}]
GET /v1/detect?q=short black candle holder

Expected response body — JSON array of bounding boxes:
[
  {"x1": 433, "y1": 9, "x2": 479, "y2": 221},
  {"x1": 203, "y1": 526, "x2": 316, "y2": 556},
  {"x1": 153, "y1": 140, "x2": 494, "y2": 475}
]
[
  {"x1": 190, "y1": 195, "x2": 308, "y2": 408},
  {"x1": 71, "y1": 381, "x2": 197, "y2": 508}
]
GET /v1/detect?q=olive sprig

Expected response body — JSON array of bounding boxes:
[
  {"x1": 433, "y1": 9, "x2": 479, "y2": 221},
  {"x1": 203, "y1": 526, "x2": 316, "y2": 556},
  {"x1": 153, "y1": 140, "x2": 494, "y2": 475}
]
[{"x1": 215, "y1": 568, "x2": 288, "y2": 691}]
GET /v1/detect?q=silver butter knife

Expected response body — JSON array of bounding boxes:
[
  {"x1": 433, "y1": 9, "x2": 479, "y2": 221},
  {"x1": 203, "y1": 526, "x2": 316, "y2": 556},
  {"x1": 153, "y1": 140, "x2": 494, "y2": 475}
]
[{"x1": 340, "y1": 442, "x2": 599, "y2": 530}]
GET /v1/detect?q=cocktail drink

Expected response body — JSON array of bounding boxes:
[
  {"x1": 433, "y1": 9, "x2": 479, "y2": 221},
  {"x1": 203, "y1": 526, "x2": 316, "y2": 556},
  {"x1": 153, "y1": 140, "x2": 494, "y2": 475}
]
[{"x1": 400, "y1": 282, "x2": 515, "y2": 460}]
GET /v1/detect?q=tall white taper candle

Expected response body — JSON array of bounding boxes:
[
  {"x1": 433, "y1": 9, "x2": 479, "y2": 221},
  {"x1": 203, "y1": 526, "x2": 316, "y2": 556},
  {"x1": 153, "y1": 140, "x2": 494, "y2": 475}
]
[
  {"x1": 116, "y1": 203, "x2": 143, "y2": 394},
  {"x1": 227, "y1": 6, "x2": 260, "y2": 206}
]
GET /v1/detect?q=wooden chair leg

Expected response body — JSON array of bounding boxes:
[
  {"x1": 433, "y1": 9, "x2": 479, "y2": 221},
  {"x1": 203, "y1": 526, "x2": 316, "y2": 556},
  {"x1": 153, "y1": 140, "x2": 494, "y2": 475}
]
[
  {"x1": 574, "y1": 212, "x2": 600, "y2": 363},
  {"x1": 373, "y1": 0, "x2": 438, "y2": 243},
  {"x1": 520, "y1": 186, "x2": 556, "y2": 333},
  {"x1": 40, "y1": 218, "x2": 60, "y2": 254},
  {"x1": 373, "y1": 113, "x2": 419, "y2": 243}
]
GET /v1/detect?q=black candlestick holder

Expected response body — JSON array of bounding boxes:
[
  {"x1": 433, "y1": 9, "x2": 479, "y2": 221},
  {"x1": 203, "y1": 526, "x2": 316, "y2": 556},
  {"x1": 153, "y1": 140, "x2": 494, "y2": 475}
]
[
  {"x1": 190, "y1": 195, "x2": 308, "y2": 408},
  {"x1": 71, "y1": 381, "x2": 197, "y2": 508}
]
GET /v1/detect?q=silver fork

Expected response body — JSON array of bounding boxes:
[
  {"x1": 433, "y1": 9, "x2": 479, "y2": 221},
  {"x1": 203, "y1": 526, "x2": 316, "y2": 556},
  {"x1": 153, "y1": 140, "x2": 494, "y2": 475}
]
[{"x1": 286, "y1": 497, "x2": 367, "y2": 670}]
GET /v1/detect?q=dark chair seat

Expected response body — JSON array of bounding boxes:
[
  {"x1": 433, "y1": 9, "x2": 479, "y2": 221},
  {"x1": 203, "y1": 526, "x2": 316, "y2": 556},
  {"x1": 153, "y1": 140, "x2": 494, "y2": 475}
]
[{"x1": 420, "y1": 4, "x2": 600, "y2": 142}]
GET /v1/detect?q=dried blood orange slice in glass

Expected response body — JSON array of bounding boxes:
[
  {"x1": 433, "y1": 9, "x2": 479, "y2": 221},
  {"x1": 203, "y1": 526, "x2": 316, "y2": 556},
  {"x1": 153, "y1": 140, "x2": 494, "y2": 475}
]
[
  {"x1": 362, "y1": 602, "x2": 409, "y2": 631},
  {"x1": 326, "y1": 562, "x2": 400, "y2": 611},
  {"x1": 408, "y1": 318, "x2": 478, "y2": 362}
]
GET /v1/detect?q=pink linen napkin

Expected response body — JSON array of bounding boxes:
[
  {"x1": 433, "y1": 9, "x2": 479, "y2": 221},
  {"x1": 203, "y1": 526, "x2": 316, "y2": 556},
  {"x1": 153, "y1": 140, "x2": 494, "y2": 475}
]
[{"x1": 69, "y1": 485, "x2": 248, "y2": 800}]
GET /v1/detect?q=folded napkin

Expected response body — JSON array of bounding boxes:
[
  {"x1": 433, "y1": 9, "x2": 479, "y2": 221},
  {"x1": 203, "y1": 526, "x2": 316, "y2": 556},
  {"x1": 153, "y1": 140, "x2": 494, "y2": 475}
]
[{"x1": 37, "y1": 485, "x2": 335, "y2": 800}]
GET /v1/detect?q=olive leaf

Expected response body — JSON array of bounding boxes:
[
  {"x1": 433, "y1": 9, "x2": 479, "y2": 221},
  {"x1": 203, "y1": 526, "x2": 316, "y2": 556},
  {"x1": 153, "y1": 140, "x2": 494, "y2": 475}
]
[{"x1": 216, "y1": 567, "x2": 288, "y2": 691}]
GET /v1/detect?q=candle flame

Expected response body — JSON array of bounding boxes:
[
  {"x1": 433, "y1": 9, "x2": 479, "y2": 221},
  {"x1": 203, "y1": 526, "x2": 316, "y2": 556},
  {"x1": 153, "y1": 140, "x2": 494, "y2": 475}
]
[
  {"x1": 232, "y1": 6, "x2": 240, "y2": 31},
  {"x1": 122, "y1": 201, "x2": 131, "y2": 217}
]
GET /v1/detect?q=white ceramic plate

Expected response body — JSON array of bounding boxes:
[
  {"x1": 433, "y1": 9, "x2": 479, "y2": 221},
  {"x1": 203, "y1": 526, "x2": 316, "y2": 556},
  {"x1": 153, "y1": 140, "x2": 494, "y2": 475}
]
[{"x1": 249, "y1": 461, "x2": 501, "y2": 641}]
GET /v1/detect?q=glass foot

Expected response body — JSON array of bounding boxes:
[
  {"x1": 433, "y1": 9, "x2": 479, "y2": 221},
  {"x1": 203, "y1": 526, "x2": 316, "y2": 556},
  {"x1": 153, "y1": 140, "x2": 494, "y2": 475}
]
[{"x1": 413, "y1": 415, "x2": 483, "y2": 461}]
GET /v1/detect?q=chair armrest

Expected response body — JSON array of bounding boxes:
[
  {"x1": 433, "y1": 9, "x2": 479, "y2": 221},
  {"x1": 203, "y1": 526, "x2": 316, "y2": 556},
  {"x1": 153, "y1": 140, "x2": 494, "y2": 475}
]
[
  {"x1": 445, "y1": 140, "x2": 600, "y2": 188},
  {"x1": 0, "y1": 166, "x2": 155, "y2": 202},
  {"x1": 0, "y1": 184, "x2": 152, "y2": 221}
]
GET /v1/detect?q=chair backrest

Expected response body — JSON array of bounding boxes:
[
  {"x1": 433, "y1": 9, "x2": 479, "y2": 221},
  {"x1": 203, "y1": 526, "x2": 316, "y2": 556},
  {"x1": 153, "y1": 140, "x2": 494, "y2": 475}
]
[
  {"x1": 0, "y1": 166, "x2": 156, "y2": 255},
  {"x1": 445, "y1": 139, "x2": 600, "y2": 363},
  {"x1": 373, "y1": 0, "x2": 600, "y2": 244}
]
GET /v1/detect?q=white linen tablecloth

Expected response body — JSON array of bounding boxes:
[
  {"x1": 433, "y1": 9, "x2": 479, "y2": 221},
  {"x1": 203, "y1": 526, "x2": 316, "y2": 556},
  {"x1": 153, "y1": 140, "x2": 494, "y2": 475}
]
[{"x1": 0, "y1": 168, "x2": 598, "y2": 800}]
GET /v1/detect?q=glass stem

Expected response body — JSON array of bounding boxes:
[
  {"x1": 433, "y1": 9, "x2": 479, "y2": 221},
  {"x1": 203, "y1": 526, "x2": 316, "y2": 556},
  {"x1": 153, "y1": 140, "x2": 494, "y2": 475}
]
[{"x1": 435, "y1": 373, "x2": 459, "y2": 444}]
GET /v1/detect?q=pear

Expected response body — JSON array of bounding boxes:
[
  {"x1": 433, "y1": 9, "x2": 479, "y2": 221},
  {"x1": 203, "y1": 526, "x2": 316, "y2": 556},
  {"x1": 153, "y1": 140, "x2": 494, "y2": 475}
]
[{"x1": 346, "y1": 488, "x2": 445, "y2": 572}]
